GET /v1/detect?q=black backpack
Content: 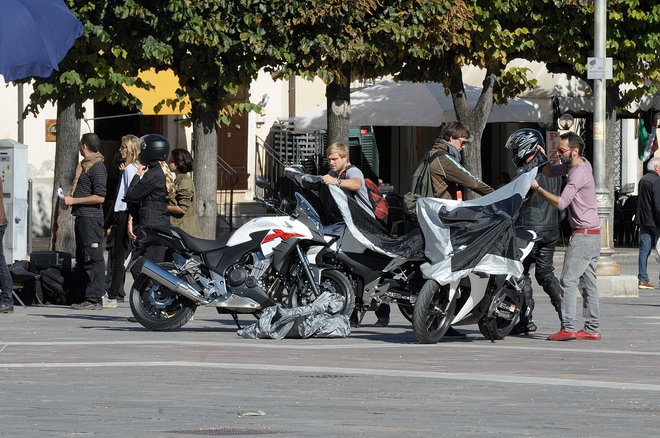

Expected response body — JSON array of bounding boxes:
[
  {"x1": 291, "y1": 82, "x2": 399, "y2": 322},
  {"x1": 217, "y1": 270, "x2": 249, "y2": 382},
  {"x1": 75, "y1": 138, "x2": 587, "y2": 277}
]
[{"x1": 39, "y1": 266, "x2": 87, "y2": 305}]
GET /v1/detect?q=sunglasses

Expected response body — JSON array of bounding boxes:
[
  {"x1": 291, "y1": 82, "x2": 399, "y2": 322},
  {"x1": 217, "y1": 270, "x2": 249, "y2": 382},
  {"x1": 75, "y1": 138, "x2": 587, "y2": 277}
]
[
  {"x1": 557, "y1": 147, "x2": 572, "y2": 154},
  {"x1": 458, "y1": 138, "x2": 469, "y2": 147}
]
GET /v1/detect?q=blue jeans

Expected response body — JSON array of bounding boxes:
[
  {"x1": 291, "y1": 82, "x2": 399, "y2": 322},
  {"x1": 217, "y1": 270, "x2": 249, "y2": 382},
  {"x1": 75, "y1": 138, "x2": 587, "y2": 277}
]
[
  {"x1": 560, "y1": 233, "x2": 600, "y2": 334},
  {"x1": 0, "y1": 225, "x2": 13, "y2": 305},
  {"x1": 637, "y1": 225, "x2": 660, "y2": 283}
]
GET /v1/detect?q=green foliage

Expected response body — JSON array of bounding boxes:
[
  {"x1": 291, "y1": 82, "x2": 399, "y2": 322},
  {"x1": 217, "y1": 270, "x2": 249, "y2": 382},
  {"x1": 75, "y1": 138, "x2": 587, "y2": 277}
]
[
  {"x1": 262, "y1": 0, "x2": 470, "y2": 87},
  {"x1": 515, "y1": 0, "x2": 660, "y2": 109},
  {"x1": 25, "y1": 1, "x2": 275, "y2": 126},
  {"x1": 23, "y1": 0, "x2": 660, "y2": 126},
  {"x1": 24, "y1": 1, "x2": 161, "y2": 117}
]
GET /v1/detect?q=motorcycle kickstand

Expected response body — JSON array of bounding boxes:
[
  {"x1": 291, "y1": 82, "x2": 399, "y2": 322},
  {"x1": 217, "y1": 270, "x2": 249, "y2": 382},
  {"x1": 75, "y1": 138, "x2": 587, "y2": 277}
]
[
  {"x1": 357, "y1": 309, "x2": 368, "y2": 327},
  {"x1": 230, "y1": 313, "x2": 242, "y2": 330},
  {"x1": 485, "y1": 323, "x2": 496, "y2": 343},
  {"x1": 351, "y1": 309, "x2": 368, "y2": 328}
]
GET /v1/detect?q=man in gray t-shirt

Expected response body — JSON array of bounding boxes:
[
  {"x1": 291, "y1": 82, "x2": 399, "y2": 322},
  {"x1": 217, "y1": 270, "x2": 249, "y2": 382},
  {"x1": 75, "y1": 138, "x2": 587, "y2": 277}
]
[
  {"x1": 321, "y1": 142, "x2": 389, "y2": 326},
  {"x1": 321, "y1": 142, "x2": 375, "y2": 219}
]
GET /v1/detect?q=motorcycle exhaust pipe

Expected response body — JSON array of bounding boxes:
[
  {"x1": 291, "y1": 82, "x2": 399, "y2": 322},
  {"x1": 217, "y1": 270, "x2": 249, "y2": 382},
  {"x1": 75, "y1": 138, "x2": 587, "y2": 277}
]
[{"x1": 141, "y1": 259, "x2": 209, "y2": 304}]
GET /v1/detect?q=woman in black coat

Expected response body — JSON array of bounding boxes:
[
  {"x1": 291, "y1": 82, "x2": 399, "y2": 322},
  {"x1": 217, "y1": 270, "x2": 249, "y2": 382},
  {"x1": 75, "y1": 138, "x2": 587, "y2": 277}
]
[{"x1": 125, "y1": 134, "x2": 173, "y2": 279}]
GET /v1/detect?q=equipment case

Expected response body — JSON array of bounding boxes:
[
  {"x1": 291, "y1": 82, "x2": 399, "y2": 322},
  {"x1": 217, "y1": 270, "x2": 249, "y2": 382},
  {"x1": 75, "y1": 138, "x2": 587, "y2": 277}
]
[{"x1": 28, "y1": 251, "x2": 72, "y2": 274}]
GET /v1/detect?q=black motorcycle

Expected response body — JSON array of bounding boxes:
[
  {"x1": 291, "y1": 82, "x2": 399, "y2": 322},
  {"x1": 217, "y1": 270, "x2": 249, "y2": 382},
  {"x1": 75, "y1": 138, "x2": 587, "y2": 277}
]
[{"x1": 283, "y1": 166, "x2": 427, "y2": 326}]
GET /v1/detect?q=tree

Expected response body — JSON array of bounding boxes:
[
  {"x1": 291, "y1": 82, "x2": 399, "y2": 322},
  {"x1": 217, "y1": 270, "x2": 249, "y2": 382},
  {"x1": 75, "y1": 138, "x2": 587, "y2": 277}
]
[
  {"x1": 23, "y1": 1, "x2": 162, "y2": 252},
  {"x1": 266, "y1": 0, "x2": 472, "y2": 146},
  {"x1": 144, "y1": 1, "x2": 279, "y2": 238},
  {"x1": 386, "y1": 1, "x2": 544, "y2": 196},
  {"x1": 25, "y1": 1, "x2": 280, "y2": 245}
]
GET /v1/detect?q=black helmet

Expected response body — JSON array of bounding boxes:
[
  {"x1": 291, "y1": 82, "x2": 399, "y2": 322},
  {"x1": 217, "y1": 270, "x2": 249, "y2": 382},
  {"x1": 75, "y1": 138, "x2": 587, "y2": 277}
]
[
  {"x1": 138, "y1": 134, "x2": 170, "y2": 163},
  {"x1": 505, "y1": 129, "x2": 545, "y2": 168}
]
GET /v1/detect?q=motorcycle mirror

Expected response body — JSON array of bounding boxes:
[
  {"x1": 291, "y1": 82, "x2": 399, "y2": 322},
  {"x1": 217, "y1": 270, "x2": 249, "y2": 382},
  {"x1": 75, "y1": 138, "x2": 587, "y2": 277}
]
[
  {"x1": 255, "y1": 176, "x2": 273, "y2": 194},
  {"x1": 280, "y1": 198, "x2": 293, "y2": 212}
]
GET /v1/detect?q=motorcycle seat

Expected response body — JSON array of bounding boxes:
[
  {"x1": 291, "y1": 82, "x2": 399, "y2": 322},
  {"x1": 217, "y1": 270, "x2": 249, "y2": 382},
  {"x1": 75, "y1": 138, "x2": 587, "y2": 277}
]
[
  {"x1": 146, "y1": 225, "x2": 232, "y2": 253},
  {"x1": 342, "y1": 198, "x2": 426, "y2": 259}
]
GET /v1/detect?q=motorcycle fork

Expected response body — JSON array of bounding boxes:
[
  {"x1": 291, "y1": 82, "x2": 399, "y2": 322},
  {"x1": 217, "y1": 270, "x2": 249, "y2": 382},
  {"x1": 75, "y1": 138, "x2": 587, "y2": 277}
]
[{"x1": 293, "y1": 246, "x2": 321, "y2": 297}]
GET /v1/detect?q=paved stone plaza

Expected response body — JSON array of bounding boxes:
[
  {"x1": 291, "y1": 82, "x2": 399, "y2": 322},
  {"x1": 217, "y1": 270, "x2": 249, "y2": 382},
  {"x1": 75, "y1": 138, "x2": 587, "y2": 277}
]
[{"x1": 0, "y1": 249, "x2": 658, "y2": 437}]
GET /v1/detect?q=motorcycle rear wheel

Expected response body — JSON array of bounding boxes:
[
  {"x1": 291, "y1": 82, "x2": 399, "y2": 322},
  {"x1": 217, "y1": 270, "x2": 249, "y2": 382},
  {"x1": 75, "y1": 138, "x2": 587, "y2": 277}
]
[
  {"x1": 477, "y1": 294, "x2": 520, "y2": 340},
  {"x1": 289, "y1": 269, "x2": 355, "y2": 317},
  {"x1": 412, "y1": 280, "x2": 457, "y2": 344},
  {"x1": 130, "y1": 262, "x2": 197, "y2": 331},
  {"x1": 478, "y1": 316, "x2": 518, "y2": 340},
  {"x1": 397, "y1": 302, "x2": 414, "y2": 323}
]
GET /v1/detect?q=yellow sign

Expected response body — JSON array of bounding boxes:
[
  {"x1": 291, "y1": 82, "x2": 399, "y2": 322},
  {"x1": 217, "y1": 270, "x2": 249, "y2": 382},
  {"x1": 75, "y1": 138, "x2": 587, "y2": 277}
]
[
  {"x1": 593, "y1": 122, "x2": 604, "y2": 141},
  {"x1": 45, "y1": 119, "x2": 57, "y2": 142},
  {"x1": 123, "y1": 69, "x2": 191, "y2": 116}
]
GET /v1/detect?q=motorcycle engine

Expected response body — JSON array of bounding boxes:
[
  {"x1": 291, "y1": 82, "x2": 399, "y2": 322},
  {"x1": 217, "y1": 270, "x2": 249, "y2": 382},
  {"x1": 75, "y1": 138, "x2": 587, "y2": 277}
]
[{"x1": 226, "y1": 265, "x2": 248, "y2": 286}]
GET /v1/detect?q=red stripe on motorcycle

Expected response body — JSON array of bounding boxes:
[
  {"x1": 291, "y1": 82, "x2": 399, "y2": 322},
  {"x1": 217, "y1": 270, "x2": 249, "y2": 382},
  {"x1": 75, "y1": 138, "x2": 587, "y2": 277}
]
[{"x1": 262, "y1": 229, "x2": 305, "y2": 244}]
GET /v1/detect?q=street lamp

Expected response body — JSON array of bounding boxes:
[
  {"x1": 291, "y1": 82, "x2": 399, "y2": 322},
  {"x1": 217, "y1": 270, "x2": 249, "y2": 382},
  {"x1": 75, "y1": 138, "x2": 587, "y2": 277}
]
[{"x1": 558, "y1": 113, "x2": 574, "y2": 130}]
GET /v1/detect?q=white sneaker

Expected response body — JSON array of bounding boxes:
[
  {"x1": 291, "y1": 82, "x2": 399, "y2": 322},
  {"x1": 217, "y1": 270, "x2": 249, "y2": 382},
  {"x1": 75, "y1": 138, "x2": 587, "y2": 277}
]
[{"x1": 102, "y1": 295, "x2": 118, "y2": 309}]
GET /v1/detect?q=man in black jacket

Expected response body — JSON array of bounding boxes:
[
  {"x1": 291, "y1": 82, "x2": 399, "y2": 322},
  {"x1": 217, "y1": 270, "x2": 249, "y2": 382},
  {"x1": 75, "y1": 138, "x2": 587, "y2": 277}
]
[
  {"x1": 636, "y1": 156, "x2": 660, "y2": 289},
  {"x1": 506, "y1": 129, "x2": 563, "y2": 335}
]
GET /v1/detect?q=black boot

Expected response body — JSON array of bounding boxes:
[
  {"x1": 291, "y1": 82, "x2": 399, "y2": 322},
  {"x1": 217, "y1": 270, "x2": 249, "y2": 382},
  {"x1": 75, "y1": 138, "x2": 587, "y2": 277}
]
[
  {"x1": 510, "y1": 318, "x2": 537, "y2": 335},
  {"x1": 551, "y1": 299, "x2": 562, "y2": 322}
]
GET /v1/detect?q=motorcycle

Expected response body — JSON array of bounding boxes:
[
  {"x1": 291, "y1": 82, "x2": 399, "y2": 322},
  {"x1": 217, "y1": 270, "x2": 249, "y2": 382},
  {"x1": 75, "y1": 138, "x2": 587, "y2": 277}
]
[
  {"x1": 283, "y1": 166, "x2": 427, "y2": 326},
  {"x1": 412, "y1": 228, "x2": 539, "y2": 343},
  {"x1": 127, "y1": 183, "x2": 354, "y2": 331},
  {"x1": 411, "y1": 170, "x2": 541, "y2": 344}
]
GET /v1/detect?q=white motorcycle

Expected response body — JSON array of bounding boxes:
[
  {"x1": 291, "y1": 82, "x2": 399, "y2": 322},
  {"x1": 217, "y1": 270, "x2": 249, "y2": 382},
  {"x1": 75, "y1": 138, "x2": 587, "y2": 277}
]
[
  {"x1": 412, "y1": 228, "x2": 538, "y2": 343},
  {"x1": 128, "y1": 182, "x2": 354, "y2": 331},
  {"x1": 411, "y1": 169, "x2": 541, "y2": 343}
]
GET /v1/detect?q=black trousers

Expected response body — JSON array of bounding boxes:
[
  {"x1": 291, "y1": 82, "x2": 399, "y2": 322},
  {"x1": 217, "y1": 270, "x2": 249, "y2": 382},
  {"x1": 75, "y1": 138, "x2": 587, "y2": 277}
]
[
  {"x1": 75, "y1": 216, "x2": 105, "y2": 303},
  {"x1": 106, "y1": 210, "x2": 129, "y2": 300},
  {"x1": 521, "y1": 228, "x2": 563, "y2": 321}
]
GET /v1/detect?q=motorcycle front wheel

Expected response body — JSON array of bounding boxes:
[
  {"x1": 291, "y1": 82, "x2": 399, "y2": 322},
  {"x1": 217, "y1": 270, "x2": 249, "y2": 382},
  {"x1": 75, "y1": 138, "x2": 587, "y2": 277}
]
[
  {"x1": 412, "y1": 280, "x2": 457, "y2": 344},
  {"x1": 289, "y1": 269, "x2": 355, "y2": 317},
  {"x1": 130, "y1": 262, "x2": 197, "y2": 331}
]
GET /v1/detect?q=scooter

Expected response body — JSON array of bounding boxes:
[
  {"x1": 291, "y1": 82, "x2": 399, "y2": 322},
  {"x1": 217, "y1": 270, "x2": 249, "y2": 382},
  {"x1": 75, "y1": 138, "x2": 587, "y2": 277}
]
[{"x1": 411, "y1": 228, "x2": 538, "y2": 343}]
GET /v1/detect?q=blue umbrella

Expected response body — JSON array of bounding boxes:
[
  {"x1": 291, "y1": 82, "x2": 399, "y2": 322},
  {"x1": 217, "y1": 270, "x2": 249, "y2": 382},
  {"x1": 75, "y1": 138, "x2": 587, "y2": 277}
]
[{"x1": 0, "y1": 0, "x2": 84, "y2": 82}]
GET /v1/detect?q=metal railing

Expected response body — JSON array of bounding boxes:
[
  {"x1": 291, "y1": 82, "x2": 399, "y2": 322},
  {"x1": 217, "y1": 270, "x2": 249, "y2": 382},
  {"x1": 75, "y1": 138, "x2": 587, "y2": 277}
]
[
  {"x1": 255, "y1": 135, "x2": 292, "y2": 201},
  {"x1": 217, "y1": 155, "x2": 238, "y2": 230}
]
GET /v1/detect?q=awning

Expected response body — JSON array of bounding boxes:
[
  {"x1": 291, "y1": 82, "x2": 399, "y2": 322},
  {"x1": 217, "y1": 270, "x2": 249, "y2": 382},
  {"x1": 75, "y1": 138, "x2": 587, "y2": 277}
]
[
  {"x1": 293, "y1": 80, "x2": 542, "y2": 133},
  {"x1": 462, "y1": 60, "x2": 592, "y2": 123},
  {"x1": 123, "y1": 69, "x2": 191, "y2": 116}
]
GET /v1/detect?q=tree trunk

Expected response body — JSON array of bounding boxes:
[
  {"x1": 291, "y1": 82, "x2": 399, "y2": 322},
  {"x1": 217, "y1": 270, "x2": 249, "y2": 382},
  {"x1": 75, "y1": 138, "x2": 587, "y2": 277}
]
[
  {"x1": 50, "y1": 93, "x2": 83, "y2": 253},
  {"x1": 326, "y1": 62, "x2": 351, "y2": 146},
  {"x1": 192, "y1": 104, "x2": 218, "y2": 239},
  {"x1": 449, "y1": 72, "x2": 493, "y2": 200}
]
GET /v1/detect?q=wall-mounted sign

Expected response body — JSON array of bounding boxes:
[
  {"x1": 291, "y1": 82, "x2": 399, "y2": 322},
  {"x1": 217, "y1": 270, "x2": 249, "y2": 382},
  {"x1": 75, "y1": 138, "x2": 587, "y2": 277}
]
[
  {"x1": 546, "y1": 131, "x2": 561, "y2": 164},
  {"x1": 45, "y1": 119, "x2": 57, "y2": 142}
]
